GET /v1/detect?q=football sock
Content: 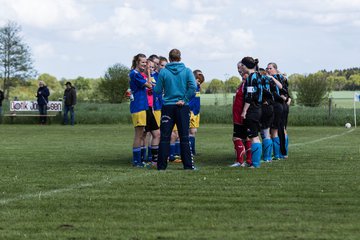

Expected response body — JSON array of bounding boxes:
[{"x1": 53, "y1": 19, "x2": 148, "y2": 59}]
[
  {"x1": 169, "y1": 143, "x2": 175, "y2": 161},
  {"x1": 262, "y1": 138, "x2": 273, "y2": 161},
  {"x1": 132, "y1": 147, "x2": 141, "y2": 166},
  {"x1": 233, "y1": 139, "x2": 245, "y2": 163},
  {"x1": 147, "y1": 146, "x2": 152, "y2": 162},
  {"x1": 189, "y1": 136, "x2": 196, "y2": 155},
  {"x1": 251, "y1": 143, "x2": 262, "y2": 168},
  {"x1": 245, "y1": 140, "x2": 252, "y2": 165},
  {"x1": 151, "y1": 145, "x2": 159, "y2": 162},
  {"x1": 272, "y1": 137, "x2": 280, "y2": 159},
  {"x1": 141, "y1": 145, "x2": 146, "y2": 162}
]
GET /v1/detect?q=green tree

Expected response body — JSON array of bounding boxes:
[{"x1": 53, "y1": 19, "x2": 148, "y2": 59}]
[
  {"x1": 200, "y1": 81, "x2": 208, "y2": 93},
  {"x1": 0, "y1": 21, "x2": 36, "y2": 98},
  {"x1": 207, "y1": 79, "x2": 224, "y2": 94},
  {"x1": 326, "y1": 76, "x2": 347, "y2": 91},
  {"x1": 224, "y1": 76, "x2": 240, "y2": 93},
  {"x1": 296, "y1": 72, "x2": 330, "y2": 107},
  {"x1": 74, "y1": 76, "x2": 91, "y2": 91},
  {"x1": 99, "y1": 63, "x2": 129, "y2": 103},
  {"x1": 38, "y1": 73, "x2": 60, "y2": 89},
  {"x1": 288, "y1": 73, "x2": 305, "y2": 92},
  {"x1": 348, "y1": 74, "x2": 360, "y2": 90}
]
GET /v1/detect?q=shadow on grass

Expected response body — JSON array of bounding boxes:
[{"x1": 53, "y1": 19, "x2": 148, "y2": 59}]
[
  {"x1": 195, "y1": 151, "x2": 234, "y2": 167},
  {"x1": 97, "y1": 155, "x2": 131, "y2": 167}
]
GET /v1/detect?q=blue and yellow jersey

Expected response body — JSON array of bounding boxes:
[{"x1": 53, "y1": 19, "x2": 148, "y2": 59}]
[
  {"x1": 129, "y1": 69, "x2": 149, "y2": 114},
  {"x1": 189, "y1": 84, "x2": 201, "y2": 115},
  {"x1": 151, "y1": 72, "x2": 162, "y2": 111}
]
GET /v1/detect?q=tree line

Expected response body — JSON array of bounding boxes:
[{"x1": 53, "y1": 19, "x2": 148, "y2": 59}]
[{"x1": 1, "y1": 21, "x2": 359, "y2": 108}]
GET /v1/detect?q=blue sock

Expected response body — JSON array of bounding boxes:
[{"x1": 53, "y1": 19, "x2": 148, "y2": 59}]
[
  {"x1": 170, "y1": 144, "x2": 175, "y2": 161},
  {"x1": 272, "y1": 137, "x2": 280, "y2": 159},
  {"x1": 175, "y1": 140, "x2": 180, "y2": 157},
  {"x1": 132, "y1": 147, "x2": 142, "y2": 166},
  {"x1": 189, "y1": 136, "x2": 196, "y2": 155},
  {"x1": 262, "y1": 138, "x2": 273, "y2": 161},
  {"x1": 251, "y1": 143, "x2": 262, "y2": 168},
  {"x1": 147, "y1": 146, "x2": 152, "y2": 162},
  {"x1": 285, "y1": 135, "x2": 289, "y2": 156},
  {"x1": 141, "y1": 146, "x2": 146, "y2": 162}
]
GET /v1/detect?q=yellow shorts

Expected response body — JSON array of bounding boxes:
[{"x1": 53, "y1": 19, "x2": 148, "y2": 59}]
[
  {"x1": 153, "y1": 110, "x2": 161, "y2": 127},
  {"x1": 173, "y1": 124, "x2": 178, "y2": 131},
  {"x1": 190, "y1": 112, "x2": 200, "y2": 128},
  {"x1": 131, "y1": 110, "x2": 146, "y2": 127}
]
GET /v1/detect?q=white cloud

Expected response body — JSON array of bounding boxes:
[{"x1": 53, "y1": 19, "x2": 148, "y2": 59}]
[
  {"x1": 33, "y1": 43, "x2": 56, "y2": 59},
  {"x1": 0, "y1": 0, "x2": 88, "y2": 28},
  {"x1": 1, "y1": 0, "x2": 358, "y2": 79},
  {"x1": 71, "y1": 22, "x2": 108, "y2": 41},
  {"x1": 268, "y1": 0, "x2": 360, "y2": 27},
  {"x1": 171, "y1": 0, "x2": 231, "y2": 13},
  {"x1": 172, "y1": 0, "x2": 191, "y2": 11},
  {"x1": 230, "y1": 29, "x2": 256, "y2": 51}
]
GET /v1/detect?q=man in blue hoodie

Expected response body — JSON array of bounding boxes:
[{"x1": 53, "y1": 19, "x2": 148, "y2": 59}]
[{"x1": 154, "y1": 49, "x2": 197, "y2": 170}]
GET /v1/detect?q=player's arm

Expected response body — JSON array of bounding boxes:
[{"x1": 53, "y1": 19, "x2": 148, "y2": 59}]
[
  {"x1": 269, "y1": 76, "x2": 283, "y2": 89},
  {"x1": 153, "y1": 73, "x2": 163, "y2": 94},
  {"x1": 184, "y1": 69, "x2": 196, "y2": 103},
  {"x1": 241, "y1": 103, "x2": 250, "y2": 119},
  {"x1": 135, "y1": 72, "x2": 152, "y2": 89}
]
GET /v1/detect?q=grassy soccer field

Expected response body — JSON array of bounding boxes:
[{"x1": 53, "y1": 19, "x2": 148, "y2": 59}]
[{"x1": 0, "y1": 124, "x2": 359, "y2": 240}]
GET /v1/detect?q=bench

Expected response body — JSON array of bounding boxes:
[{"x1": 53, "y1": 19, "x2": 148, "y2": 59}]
[
  {"x1": 3, "y1": 100, "x2": 63, "y2": 124},
  {"x1": 3, "y1": 112, "x2": 60, "y2": 124}
]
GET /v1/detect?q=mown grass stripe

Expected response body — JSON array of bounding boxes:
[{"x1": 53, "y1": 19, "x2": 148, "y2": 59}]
[{"x1": 0, "y1": 171, "x2": 153, "y2": 205}]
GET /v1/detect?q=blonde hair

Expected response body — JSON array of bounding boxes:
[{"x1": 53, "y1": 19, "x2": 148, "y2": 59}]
[{"x1": 39, "y1": 81, "x2": 46, "y2": 86}]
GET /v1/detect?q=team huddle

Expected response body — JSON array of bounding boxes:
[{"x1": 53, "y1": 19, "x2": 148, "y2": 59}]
[
  {"x1": 128, "y1": 49, "x2": 290, "y2": 170},
  {"x1": 232, "y1": 57, "x2": 290, "y2": 168},
  {"x1": 128, "y1": 49, "x2": 203, "y2": 170}
]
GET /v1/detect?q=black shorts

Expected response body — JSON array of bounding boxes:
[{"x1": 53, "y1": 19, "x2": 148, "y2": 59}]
[
  {"x1": 145, "y1": 107, "x2": 159, "y2": 132},
  {"x1": 244, "y1": 107, "x2": 261, "y2": 138},
  {"x1": 282, "y1": 103, "x2": 289, "y2": 129},
  {"x1": 271, "y1": 102, "x2": 284, "y2": 129},
  {"x1": 260, "y1": 104, "x2": 274, "y2": 129},
  {"x1": 233, "y1": 124, "x2": 247, "y2": 139}
]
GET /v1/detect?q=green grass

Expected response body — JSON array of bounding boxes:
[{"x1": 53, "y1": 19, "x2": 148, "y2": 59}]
[{"x1": 0, "y1": 124, "x2": 359, "y2": 239}]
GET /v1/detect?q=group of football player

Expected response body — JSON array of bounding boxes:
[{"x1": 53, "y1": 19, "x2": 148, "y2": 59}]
[{"x1": 231, "y1": 57, "x2": 290, "y2": 168}]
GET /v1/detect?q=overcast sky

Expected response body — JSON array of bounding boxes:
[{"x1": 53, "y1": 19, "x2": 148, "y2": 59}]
[{"x1": 1, "y1": 0, "x2": 359, "y2": 81}]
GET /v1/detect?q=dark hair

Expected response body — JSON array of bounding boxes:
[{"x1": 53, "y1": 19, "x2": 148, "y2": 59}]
[
  {"x1": 169, "y1": 49, "x2": 181, "y2": 62},
  {"x1": 131, "y1": 53, "x2": 146, "y2": 69},
  {"x1": 159, "y1": 56, "x2": 168, "y2": 63},
  {"x1": 149, "y1": 54, "x2": 159, "y2": 62},
  {"x1": 241, "y1": 56, "x2": 259, "y2": 70},
  {"x1": 258, "y1": 68, "x2": 266, "y2": 76},
  {"x1": 193, "y1": 69, "x2": 205, "y2": 84}
]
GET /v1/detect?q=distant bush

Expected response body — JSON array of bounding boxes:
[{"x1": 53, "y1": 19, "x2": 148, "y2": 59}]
[{"x1": 295, "y1": 72, "x2": 331, "y2": 107}]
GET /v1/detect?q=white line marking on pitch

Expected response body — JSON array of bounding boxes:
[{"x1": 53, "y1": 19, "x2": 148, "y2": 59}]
[
  {"x1": 290, "y1": 129, "x2": 355, "y2": 147},
  {"x1": 0, "y1": 172, "x2": 153, "y2": 205}
]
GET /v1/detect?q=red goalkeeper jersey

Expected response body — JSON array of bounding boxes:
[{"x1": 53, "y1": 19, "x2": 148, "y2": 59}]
[{"x1": 233, "y1": 81, "x2": 245, "y2": 125}]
